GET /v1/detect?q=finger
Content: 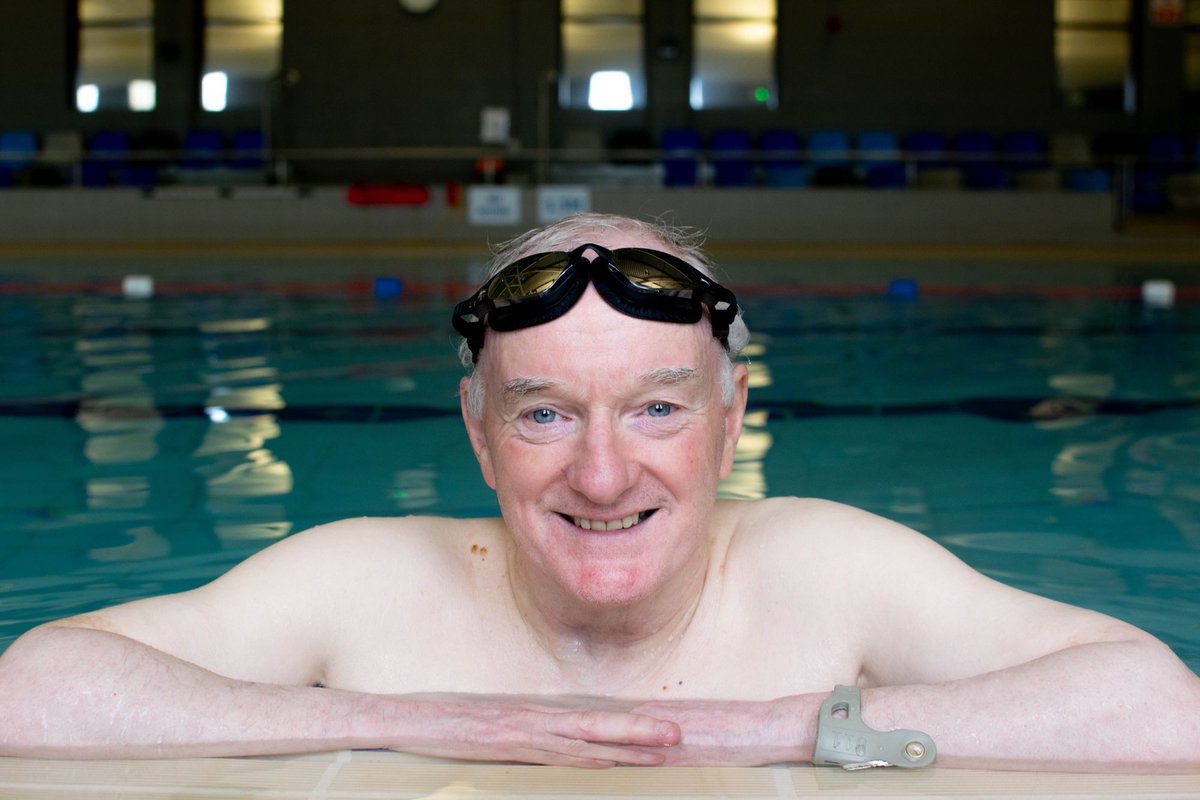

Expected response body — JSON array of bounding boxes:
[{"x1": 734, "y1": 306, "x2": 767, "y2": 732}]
[
  {"x1": 396, "y1": 744, "x2": 629, "y2": 769},
  {"x1": 547, "y1": 709, "x2": 681, "y2": 747},
  {"x1": 551, "y1": 735, "x2": 669, "y2": 767},
  {"x1": 541, "y1": 748, "x2": 665, "y2": 768}
]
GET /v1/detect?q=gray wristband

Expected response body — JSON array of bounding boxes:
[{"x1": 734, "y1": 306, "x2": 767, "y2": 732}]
[{"x1": 813, "y1": 685, "x2": 936, "y2": 769}]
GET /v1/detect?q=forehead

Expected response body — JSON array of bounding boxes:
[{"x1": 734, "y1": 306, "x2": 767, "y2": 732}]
[{"x1": 480, "y1": 286, "x2": 718, "y2": 392}]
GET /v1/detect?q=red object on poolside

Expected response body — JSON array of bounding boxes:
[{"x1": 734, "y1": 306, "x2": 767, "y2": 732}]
[{"x1": 345, "y1": 183, "x2": 430, "y2": 206}]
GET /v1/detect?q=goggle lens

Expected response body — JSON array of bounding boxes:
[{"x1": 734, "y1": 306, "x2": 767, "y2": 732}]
[{"x1": 453, "y1": 243, "x2": 737, "y2": 361}]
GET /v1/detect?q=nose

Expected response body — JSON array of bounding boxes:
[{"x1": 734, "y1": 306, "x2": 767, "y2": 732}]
[{"x1": 566, "y1": 416, "x2": 636, "y2": 505}]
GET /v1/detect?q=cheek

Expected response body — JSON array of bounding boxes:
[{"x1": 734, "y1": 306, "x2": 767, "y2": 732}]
[{"x1": 491, "y1": 440, "x2": 561, "y2": 501}]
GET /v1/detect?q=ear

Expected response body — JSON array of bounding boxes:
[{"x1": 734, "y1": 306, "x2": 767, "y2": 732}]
[
  {"x1": 718, "y1": 362, "x2": 750, "y2": 480},
  {"x1": 460, "y1": 375, "x2": 497, "y2": 489}
]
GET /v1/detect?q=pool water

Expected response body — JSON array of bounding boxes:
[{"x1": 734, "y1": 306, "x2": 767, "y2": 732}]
[{"x1": 1, "y1": 256, "x2": 1197, "y2": 674}]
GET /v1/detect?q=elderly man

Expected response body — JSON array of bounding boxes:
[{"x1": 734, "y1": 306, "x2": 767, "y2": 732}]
[{"x1": 1, "y1": 213, "x2": 1198, "y2": 770}]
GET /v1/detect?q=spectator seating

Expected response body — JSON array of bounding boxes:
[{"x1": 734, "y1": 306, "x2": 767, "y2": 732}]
[
  {"x1": 904, "y1": 130, "x2": 959, "y2": 188},
  {"x1": 661, "y1": 128, "x2": 700, "y2": 187},
  {"x1": 1001, "y1": 131, "x2": 1056, "y2": 190},
  {"x1": 953, "y1": 131, "x2": 1011, "y2": 190},
  {"x1": 709, "y1": 129, "x2": 754, "y2": 187},
  {"x1": 1164, "y1": 135, "x2": 1200, "y2": 211},
  {"x1": 807, "y1": 130, "x2": 855, "y2": 186},
  {"x1": 229, "y1": 129, "x2": 266, "y2": 171},
  {"x1": 3, "y1": 124, "x2": 1182, "y2": 204},
  {"x1": 759, "y1": 129, "x2": 806, "y2": 187},
  {"x1": 1052, "y1": 132, "x2": 1110, "y2": 193},
  {"x1": 857, "y1": 130, "x2": 905, "y2": 188},
  {"x1": 180, "y1": 129, "x2": 225, "y2": 170},
  {"x1": 1133, "y1": 134, "x2": 1190, "y2": 211},
  {"x1": 82, "y1": 131, "x2": 133, "y2": 188},
  {"x1": 0, "y1": 130, "x2": 38, "y2": 187}
]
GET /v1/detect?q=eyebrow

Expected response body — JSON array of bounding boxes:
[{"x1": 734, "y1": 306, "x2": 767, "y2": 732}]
[
  {"x1": 501, "y1": 368, "x2": 695, "y2": 399},
  {"x1": 638, "y1": 366, "x2": 698, "y2": 386},
  {"x1": 501, "y1": 377, "x2": 561, "y2": 401}
]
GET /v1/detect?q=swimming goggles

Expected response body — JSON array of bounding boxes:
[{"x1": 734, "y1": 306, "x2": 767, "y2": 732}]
[{"x1": 452, "y1": 243, "x2": 739, "y2": 362}]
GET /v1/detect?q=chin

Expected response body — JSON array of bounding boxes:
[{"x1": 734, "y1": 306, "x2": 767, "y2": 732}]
[{"x1": 568, "y1": 563, "x2": 658, "y2": 607}]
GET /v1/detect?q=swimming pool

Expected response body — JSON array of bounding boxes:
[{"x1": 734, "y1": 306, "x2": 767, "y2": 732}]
[{"x1": 1, "y1": 250, "x2": 1197, "y2": 676}]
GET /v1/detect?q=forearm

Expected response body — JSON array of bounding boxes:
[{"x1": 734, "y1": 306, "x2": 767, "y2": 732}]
[
  {"x1": 0, "y1": 626, "x2": 679, "y2": 765},
  {"x1": 0, "y1": 626, "x2": 392, "y2": 759},
  {"x1": 634, "y1": 640, "x2": 1200, "y2": 770},
  {"x1": 860, "y1": 639, "x2": 1200, "y2": 771}
]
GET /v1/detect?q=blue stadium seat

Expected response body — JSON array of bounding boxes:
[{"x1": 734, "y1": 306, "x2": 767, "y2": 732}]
[
  {"x1": 808, "y1": 130, "x2": 850, "y2": 166},
  {"x1": 759, "y1": 129, "x2": 807, "y2": 188},
  {"x1": 228, "y1": 129, "x2": 266, "y2": 170},
  {"x1": 903, "y1": 130, "x2": 948, "y2": 169},
  {"x1": 709, "y1": 129, "x2": 754, "y2": 187},
  {"x1": 858, "y1": 130, "x2": 906, "y2": 188},
  {"x1": 953, "y1": 131, "x2": 1010, "y2": 190},
  {"x1": 661, "y1": 128, "x2": 700, "y2": 187},
  {"x1": 1131, "y1": 135, "x2": 1189, "y2": 212},
  {"x1": 808, "y1": 130, "x2": 855, "y2": 186},
  {"x1": 82, "y1": 131, "x2": 132, "y2": 187},
  {"x1": 0, "y1": 130, "x2": 38, "y2": 187},
  {"x1": 1001, "y1": 131, "x2": 1049, "y2": 171},
  {"x1": 180, "y1": 129, "x2": 225, "y2": 170}
]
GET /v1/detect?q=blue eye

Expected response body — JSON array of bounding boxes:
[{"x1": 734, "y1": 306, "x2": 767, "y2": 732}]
[
  {"x1": 647, "y1": 402, "x2": 672, "y2": 418},
  {"x1": 530, "y1": 408, "x2": 558, "y2": 424}
]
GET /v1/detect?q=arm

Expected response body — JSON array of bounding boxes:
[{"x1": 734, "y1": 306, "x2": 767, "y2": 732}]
[
  {"x1": 635, "y1": 637, "x2": 1199, "y2": 770},
  {"x1": 846, "y1": 503, "x2": 1200, "y2": 771},
  {"x1": 635, "y1": 500, "x2": 1200, "y2": 770},
  {"x1": 0, "y1": 520, "x2": 680, "y2": 765},
  {"x1": 0, "y1": 625, "x2": 677, "y2": 764}
]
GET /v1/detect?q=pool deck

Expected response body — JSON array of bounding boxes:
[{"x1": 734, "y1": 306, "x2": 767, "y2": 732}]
[{"x1": 1, "y1": 752, "x2": 1198, "y2": 799}]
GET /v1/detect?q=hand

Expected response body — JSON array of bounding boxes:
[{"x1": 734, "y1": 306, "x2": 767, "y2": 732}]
[
  {"x1": 391, "y1": 698, "x2": 682, "y2": 768},
  {"x1": 629, "y1": 696, "x2": 814, "y2": 766}
]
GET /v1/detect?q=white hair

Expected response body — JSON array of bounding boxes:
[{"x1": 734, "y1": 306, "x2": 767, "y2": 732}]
[{"x1": 459, "y1": 213, "x2": 750, "y2": 418}]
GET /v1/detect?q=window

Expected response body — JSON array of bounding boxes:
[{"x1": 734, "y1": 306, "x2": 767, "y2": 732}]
[
  {"x1": 560, "y1": 0, "x2": 644, "y2": 110},
  {"x1": 76, "y1": 0, "x2": 155, "y2": 113},
  {"x1": 690, "y1": 0, "x2": 776, "y2": 110},
  {"x1": 203, "y1": 0, "x2": 282, "y2": 112},
  {"x1": 1055, "y1": 0, "x2": 1133, "y2": 112}
]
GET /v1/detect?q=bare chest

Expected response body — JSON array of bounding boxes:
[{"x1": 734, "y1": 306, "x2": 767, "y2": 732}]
[{"x1": 322, "y1": 582, "x2": 860, "y2": 700}]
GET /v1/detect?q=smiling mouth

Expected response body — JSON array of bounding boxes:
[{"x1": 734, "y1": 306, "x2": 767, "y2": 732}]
[{"x1": 564, "y1": 510, "x2": 655, "y2": 531}]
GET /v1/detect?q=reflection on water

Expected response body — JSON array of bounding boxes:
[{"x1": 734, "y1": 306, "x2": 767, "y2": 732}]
[
  {"x1": 90, "y1": 525, "x2": 170, "y2": 562},
  {"x1": 72, "y1": 299, "x2": 169, "y2": 562},
  {"x1": 195, "y1": 311, "x2": 293, "y2": 543},
  {"x1": 391, "y1": 463, "x2": 439, "y2": 511},
  {"x1": 70, "y1": 297, "x2": 297, "y2": 553},
  {"x1": 1050, "y1": 435, "x2": 1125, "y2": 503}
]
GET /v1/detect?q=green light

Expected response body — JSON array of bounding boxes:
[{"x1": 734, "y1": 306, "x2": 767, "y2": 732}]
[{"x1": 754, "y1": 86, "x2": 770, "y2": 103}]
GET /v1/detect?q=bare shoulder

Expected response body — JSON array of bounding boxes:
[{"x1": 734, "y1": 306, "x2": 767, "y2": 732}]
[
  {"x1": 720, "y1": 495, "x2": 1043, "y2": 604},
  {"x1": 50, "y1": 515, "x2": 508, "y2": 685},
  {"x1": 719, "y1": 497, "x2": 1148, "y2": 686},
  {"x1": 720, "y1": 496, "x2": 932, "y2": 558},
  {"x1": 218, "y1": 515, "x2": 502, "y2": 579}
]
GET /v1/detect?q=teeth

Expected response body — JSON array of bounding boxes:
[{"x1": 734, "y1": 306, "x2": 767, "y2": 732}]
[{"x1": 572, "y1": 513, "x2": 641, "y2": 531}]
